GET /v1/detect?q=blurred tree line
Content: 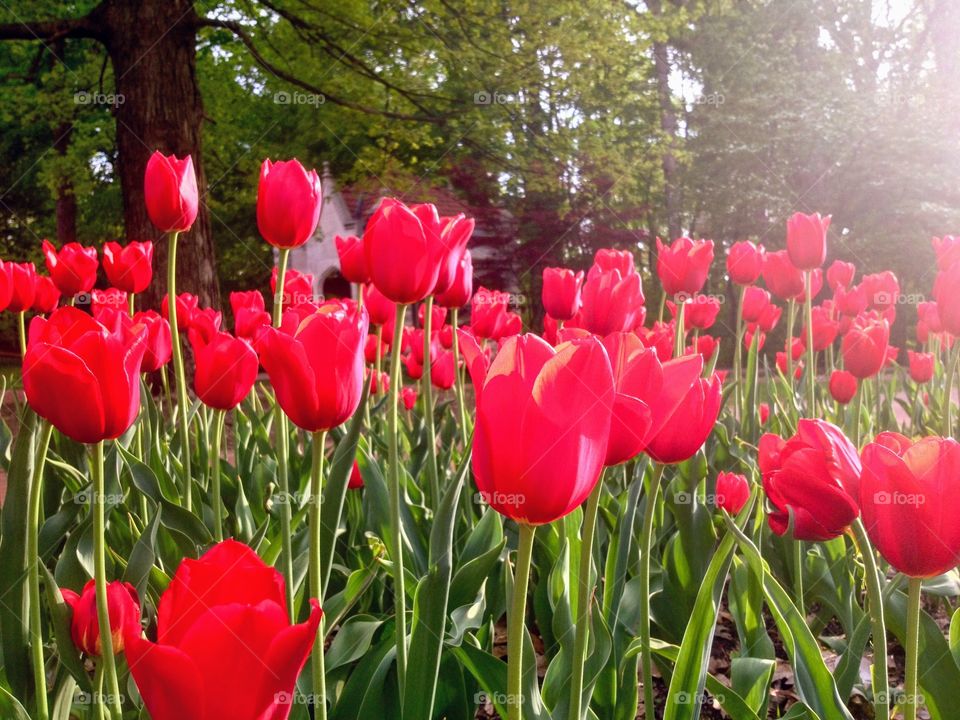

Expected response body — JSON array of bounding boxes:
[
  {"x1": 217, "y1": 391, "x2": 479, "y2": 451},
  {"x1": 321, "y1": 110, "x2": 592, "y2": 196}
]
[{"x1": 0, "y1": 0, "x2": 957, "y2": 356}]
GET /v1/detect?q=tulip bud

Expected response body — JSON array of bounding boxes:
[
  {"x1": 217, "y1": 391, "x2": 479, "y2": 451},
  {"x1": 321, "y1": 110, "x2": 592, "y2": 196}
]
[
  {"x1": 542, "y1": 267, "x2": 584, "y2": 321},
  {"x1": 257, "y1": 159, "x2": 323, "y2": 249},
  {"x1": 715, "y1": 472, "x2": 750, "y2": 514},
  {"x1": 829, "y1": 369, "x2": 858, "y2": 404},
  {"x1": 144, "y1": 151, "x2": 199, "y2": 233},
  {"x1": 103, "y1": 241, "x2": 154, "y2": 294},
  {"x1": 786, "y1": 212, "x2": 830, "y2": 270},
  {"x1": 727, "y1": 240, "x2": 764, "y2": 285},
  {"x1": 62, "y1": 579, "x2": 140, "y2": 656}
]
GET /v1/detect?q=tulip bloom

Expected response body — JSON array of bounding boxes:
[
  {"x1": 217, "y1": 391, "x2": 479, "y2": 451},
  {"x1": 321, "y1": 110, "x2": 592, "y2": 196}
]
[
  {"x1": 431, "y1": 350, "x2": 457, "y2": 390},
  {"x1": 230, "y1": 291, "x2": 270, "y2": 343},
  {"x1": 334, "y1": 234, "x2": 369, "y2": 284},
  {"x1": 144, "y1": 151, "x2": 199, "y2": 233},
  {"x1": 257, "y1": 159, "x2": 323, "y2": 249},
  {"x1": 741, "y1": 286, "x2": 772, "y2": 323},
  {"x1": 348, "y1": 461, "x2": 364, "y2": 490},
  {"x1": 435, "y1": 250, "x2": 473, "y2": 309},
  {"x1": 727, "y1": 240, "x2": 764, "y2": 285},
  {"x1": 363, "y1": 283, "x2": 397, "y2": 327},
  {"x1": 759, "y1": 402, "x2": 770, "y2": 425},
  {"x1": 161, "y1": 292, "x2": 200, "y2": 331},
  {"x1": 601, "y1": 333, "x2": 656, "y2": 466},
  {"x1": 643, "y1": 355, "x2": 722, "y2": 464},
  {"x1": 594, "y1": 248, "x2": 635, "y2": 275},
  {"x1": 401, "y1": 386, "x2": 418, "y2": 410},
  {"x1": 759, "y1": 419, "x2": 860, "y2": 540},
  {"x1": 762, "y1": 250, "x2": 804, "y2": 300},
  {"x1": 7, "y1": 262, "x2": 37, "y2": 312},
  {"x1": 542, "y1": 267, "x2": 584, "y2": 321},
  {"x1": 932, "y1": 235, "x2": 960, "y2": 271},
  {"x1": 364, "y1": 198, "x2": 444, "y2": 304},
  {"x1": 860, "y1": 436, "x2": 960, "y2": 577},
  {"x1": 841, "y1": 314, "x2": 890, "y2": 379},
  {"x1": 471, "y1": 287, "x2": 514, "y2": 339},
  {"x1": 189, "y1": 329, "x2": 258, "y2": 411},
  {"x1": 434, "y1": 214, "x2": 474, "y2": 294},
  {"x1": 579, "y1": 264, "x2": 645, "y2": 335},
  {"x1": 61, "y1": 580, "x2": 140, "y2": 656},
  {"x1": 270, "y1": 266, "x2": 314, "y2": 310},
  {"x1": 786, "y1": 212, "x2": 830, "y2": 270},
  {"x1": 827, "y1": 260, "x2": 855, "y2": 291},
  {"x1": 829, "y1": 369, "x2": 858, "y2": 404},
  {"x1": 681, "y1": 295, "x2": 721, "y2": 330},
  {"x1": 42, "y1": 240, "x2": 98, "y2": 297},
  {"x1": 32, "y1": 276, "x2": 60, "y2": 313},
  {"x1": 134, "y1": 310, "x2": 173, "y2": 372},
  {"x1": 656, "y1": 237, "x2": 714, "y2": 298},
  {"x1": 715, "y1": 472, "x2": 750, "y2": 514},
  {"x1": 125, "y1": 540, "x2": 322, "y2": 720},
  {"x1": 469, "y1": 334, "x2": 614, "y2": 525},
  {"x1": 103, "y1": 241, "x2": 154, "y2": 294},
  {"x1": 259, "y1": 300, "x2": 368, "y2": 432},
  {"x1": 804, "y1": 305, "x2": 839, "y2": 351},
  {"x1": 907, "y1": 351, "x2": 934, "y2": 384},
  {"x1": 23, "y1": 307, "x2": 146, "y2": 443}
]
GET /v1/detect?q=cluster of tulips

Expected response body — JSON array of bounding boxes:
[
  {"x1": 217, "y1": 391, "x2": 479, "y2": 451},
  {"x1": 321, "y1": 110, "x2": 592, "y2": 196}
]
[{"x1": 3, "y1": 146, "x2": 960, "y2": 720}]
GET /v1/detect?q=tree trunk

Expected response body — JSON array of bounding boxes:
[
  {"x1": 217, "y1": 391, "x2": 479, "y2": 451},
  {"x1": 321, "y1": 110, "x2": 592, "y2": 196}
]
[
  {"x1": 54, "y1": 124, "x2": 76, "y2": 246},
  {"x1": 649, "y1": 0, "x2": 682, "y2": 240},
  {"x1": 95, "y1": 0, "x2": 220, "y2": 308}
]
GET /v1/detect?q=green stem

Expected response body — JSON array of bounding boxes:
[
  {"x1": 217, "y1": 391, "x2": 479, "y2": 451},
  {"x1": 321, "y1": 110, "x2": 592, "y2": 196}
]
[
  {"x1": 904, "y1": 577, "x2": 923, "y2": 720},
  {"x1": 945, "y1": 342, "x2": 960, "y2": 437},
  {"x1": 387, "y1": 303, "x2": 409, "y2": 697},
  {"x1": 211, "y1": 410, "x2": 224, "y2": 541},
  {"x1": 92, "y1": 441, "x2": 123, "y2": 720},
  {"x1": 93, "y1": 661, "x2": 105, "y2": 720},
  {"x1": 451, "y1": 309, "x2": 470, "y2": 447},
  {"x1": 27, "y1": 422, "x2": 54, "y2": 720},
  {"x1": 853, "y1": 380, "x2": 864, "y2": 448},
  {"x1": 785, "y1": 299, "x2": 796, "y2": 395},
  {"x1": 570, "y1": 476, "x2": 603, "y2": 720},
  {"x1": 271, "y1": 248, "x2": 296, "y2": 619},
  {"x1": 804, "y1": 271, "x2": 816, "y2": 415},
  {"x1": 508, "y1": 523, "x2": 536, "y2": 720},
  {"x1": 422, "y1": 296, "x2": 439, "y2": 505},
  {"x1": 851, "y1": 519, "x2": 889, "y2": 719},
  {"x1": 166, "y1": 231, "x2": 192, "y2": 511},
  {"x1": 639, "y1": 463, "x2": 666, "y2": 717},
  {"x1": 18, "y1": 310, "x2": 26, "y2": 357},
  {"x1": 127, "y1": 293, "x2": 135, "y2": 318},
  {"x1": 734, "y1": 285, "x2": 745, "y2": 421},
  {"x1": 309, "y1": 430, "x2": 328, "y2": 720}
]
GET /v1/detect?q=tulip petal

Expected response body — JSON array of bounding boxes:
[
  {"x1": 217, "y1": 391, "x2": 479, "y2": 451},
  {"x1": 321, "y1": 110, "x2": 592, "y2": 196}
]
[
  {"x1": 125, "y1": 633, "x2": 206, "y2": 720},
  {"x1": 23, "y1": 343, "x2": 106, "y2": 443}
]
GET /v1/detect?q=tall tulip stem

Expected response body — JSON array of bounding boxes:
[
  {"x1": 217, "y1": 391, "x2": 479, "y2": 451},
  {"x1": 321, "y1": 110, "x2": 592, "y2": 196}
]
[
  {"x1": 309, "y1": 430, "x2": 328, "y2": 720},
  {"x1": 508, "y1": 523, "x2": 536, "y2": 720},
  {"x1": 570, "y1": 475, "x2": 603, "y2": 720},
  {"x1": 27, "y1": 421, "x2": 54, "y2": 720},
  {"x1": 422, "y1": 296, "x2": 440, "y2": 504},
  {"x1": 18, "y1": 310, "x2": 27, "y2": 357},
  {"x1": 271, "y1": 247, "x2": 296, "y2": 618},
  {"x1": 943, "y1": 342, "x2": 959, "y2": 437},
  {"x1": 210, "y1": 409, "x2": 224, "y2": 542},
  {"x1": 733, "y1": 285, "x2": 745, "y2": 419},
  {"x1": 785, "y1": 299, "x2": 796, "y2": 393},
  {"x1": 166, "y1": 231, "x2": 192, "y2": 511},
  {"x1": 851, "y1": 519, "x2": 889, "y2": 719},
  {"x1": 92, "y1": 441, "x2": 123, "y2": 720},
  {"x1": 804, "y1": 271, "x2": 816, "y2": 414},
  {"x1": 639, "y1": 463, "x2": 666, "y2": 717},
  {"x1": 904, "y1": 576, "x2": 923, "y2": 720},
  {"x1": 794, "y1": 538, "x2": 805, "y2": 618},
  {"x1": 387, "y1": 303, "x2": 409, "y2": 696},
  {"x1": 451, "y1": 309, "x2": 470, "y2": 446}
]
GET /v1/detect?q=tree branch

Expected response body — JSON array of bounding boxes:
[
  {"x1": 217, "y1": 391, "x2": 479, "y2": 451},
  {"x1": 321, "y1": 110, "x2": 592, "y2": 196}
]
[{"x1": 0, "y1": 15, "x2": 100, "y2": 43}]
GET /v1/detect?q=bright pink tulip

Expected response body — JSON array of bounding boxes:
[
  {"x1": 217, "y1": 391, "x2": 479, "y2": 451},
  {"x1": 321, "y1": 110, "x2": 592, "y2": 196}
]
[{"x1": 144, "y1": 151, "x2": 198, "y2": 233}]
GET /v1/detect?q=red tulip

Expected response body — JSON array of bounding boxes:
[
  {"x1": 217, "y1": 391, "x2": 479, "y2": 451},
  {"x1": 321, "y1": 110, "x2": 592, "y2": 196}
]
[
  {"x1": 834, "y1": 283, "x2": 869, "y2": 317},
  {"x1": 786, "y1": 212, "x2": 830, "y2": 270},
  {"x1": 364, "y1": 334, "x2": 385, "y2": 364},
  {"x1": 271, "y1": 267, "x2": 314, "y2": 310},
  {"x1": 32, "y1": 276, "x2": 60, "y2": 313},
  {"x1": 715, "y1": 472, "x2": 750, "y2": 514},
  {"x1": 401, "y1": 386, "x2": 418, "y2": 410},
  {"x1": 689, "y1": 335, "x2": 720, "y2": 363},
  {"x1": 7, "y1": 262, "x2": 37, "y2": 312},
  {"x1": 727, "y1": 240, "x2": 764, "y2": 285},
  {"x1": 134, "y1": 311, "x2": 172, "y2": 372},
  {"x1": 61, "y1": 579, "x2": 140, "y2": 656},
  {"x1": 256, "y1": 159, "x2": 322, "y2": 249},
  {"x1": 637, "y1": 321, "x2": 674, "y2": 360},
  {"x1": 593, "y1": 248, "x2": 635, "y2": 275},
  {"x1": 230, "y1": 291, "x2": 270, "y2": 343},
  {"x1": 125, "y1": 540, "x2": 322, "y2": 720},
  {"x1": 431, "y1": 350, "x2": 457, "y2": 390},
  {"x1": 907, "y1": 350, "x2": 934, "y2": 383},
  {"x1": 418, "y1": 303, "x2": 447, "y2": 330},
  {"x1": 656, "y1": 237, "x2": 714, "y2": 298},
  {"x1": 23, "y1": 307, "x2": 146, "y2": 443},
  {"x1": 469, "y1": 334, "x2": 614, "y2": 525},
  {"x1": 841, "y1": 314, "x2": 889, "y2": 379},
  {"x1": 860, "y1": 436, "x2": 960, "y2": 577},
  {"x1": 826, "y1": 260, "x2": 855, "y2": 291},
  {"x1": 600, "y1": 331, "x2": 657, "y2": 466},
  {"x1": 362, "y1": 283, "x2": 397, "y2": 327},
  {"x1": 103, "y1": 241, "x2": 153, "y2": 294},
  {"x1": 334, "y1": 234, "x2": 369, "y2": 284},
  {"x1": 434, "y1": 214, "x2": 474, "y2": 294},
  {"x1": 42, "y1": 240, "x2": 98, "y2": 297},
  {"x1": 435, "y1": 249, "x2": 473, "y2": 309},
  {"x1": 363, "y1": 198, "x2": 444, "y2": 304},
  {"x1": 776, "y1": 351, "x2": 803, "y2": 379},
  {"x1": 744, "y1": 326, "x2": 766, "y2": 352},
  {"x1": 681, "y1": 294, "x2": 721, "y2": 330},
  {"x1": 932, "y1": 235, "x2": 960, "y2": 271},
  {"x1": 579, "y1": 264, "x2": 645, "y2": 335},
  {"x1": 369, "y1": 370, "x2": 390, "y2": 395},
  {"x1": 259, "y1": 300, "x2": 368, "y2": 431},
  {"x1": 934, "y1": 262, "x2": 960, "y2": 336},
  {"x1": 740, "y1": 286, "x2": 770, "y2": 323},
  {"x1": 862, "y1": 271, "x2": 899, "y2": 311},
  {"x1": 762, "y1": 250, "x2": 804, "y2": 300},
  {"x1": 144, "y1": 151, "x2": 198, "y2": 233},
  {"x1": 348, "y1": 460, "x2": 364, "y2": 489},
  {"x1": 759, "y1": 402, "x2": 770, "y2": 425},
  {"x1": 471, "y1": 287, "x2": 514, "y2": 339},
  {"x1": 161, "y1": 292, "x2": 200, "y2": 331},
  {"x1": 760, "y1": 419, "x2": 860, "y2": 540},
  {"x1": 189, "y1": 328, "x2": 258, "y2": 410},
  {"x1": 804, "y1": 305, "x2": 839, "y2": 351},
  {"x1": 542, "y1": 267, "x2": 584, "y2": 321},
  {"x1": 829, "y1": 369, "x2": 858, "y2": 404},
  {"x1": 643, "y1": 354, "x2": 721, "y2": 464}
]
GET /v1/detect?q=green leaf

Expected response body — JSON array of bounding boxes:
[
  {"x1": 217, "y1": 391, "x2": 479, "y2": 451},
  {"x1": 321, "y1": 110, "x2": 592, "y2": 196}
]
[
  {"x1": 325, "y1": 615, "x2": 384, "y2": 671},
  {"x1": 0, "y1": 684, "x2": 31, "y2": 720},
  {"x1": 123, "y1": 506, "x2": 162, "y2": 600}
]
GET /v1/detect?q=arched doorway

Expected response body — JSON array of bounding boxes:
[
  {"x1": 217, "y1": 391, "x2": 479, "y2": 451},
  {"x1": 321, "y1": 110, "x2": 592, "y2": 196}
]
[{"x1": 322, "y1": 271, "x2": 352, "y2": 300}]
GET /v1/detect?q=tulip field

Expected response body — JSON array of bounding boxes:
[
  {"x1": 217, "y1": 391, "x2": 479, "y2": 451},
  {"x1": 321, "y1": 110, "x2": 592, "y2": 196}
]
[{"x1": 3, "y1": 152, "x2": 960, "y2": 720}]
